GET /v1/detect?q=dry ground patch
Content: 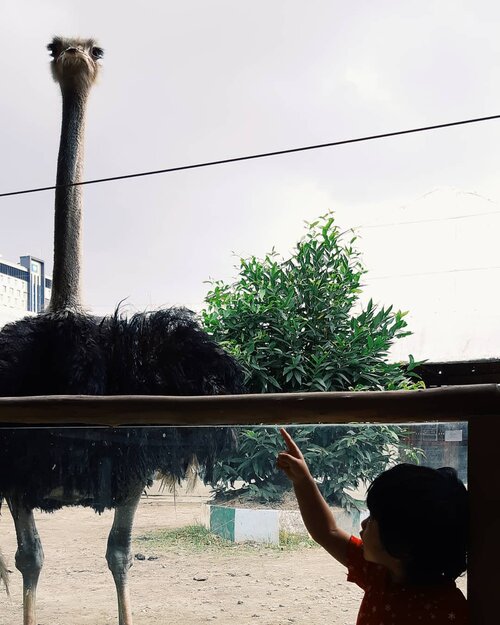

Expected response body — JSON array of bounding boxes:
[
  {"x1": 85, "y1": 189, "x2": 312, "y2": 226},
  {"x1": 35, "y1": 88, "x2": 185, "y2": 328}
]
[{"x1": 0, "y1": 492, "x2": 465, "y2": 625}]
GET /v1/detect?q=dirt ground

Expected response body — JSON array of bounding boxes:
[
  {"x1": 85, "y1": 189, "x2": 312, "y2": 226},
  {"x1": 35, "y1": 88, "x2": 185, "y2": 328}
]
[{"x1": 0, "y1": 489, "x2": 466, "y2": 625}]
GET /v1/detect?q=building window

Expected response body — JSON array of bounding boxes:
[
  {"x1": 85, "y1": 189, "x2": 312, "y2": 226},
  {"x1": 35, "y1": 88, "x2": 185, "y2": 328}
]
[{"x1": 0, "y1": 263, "x2": 29, "y2": 281}]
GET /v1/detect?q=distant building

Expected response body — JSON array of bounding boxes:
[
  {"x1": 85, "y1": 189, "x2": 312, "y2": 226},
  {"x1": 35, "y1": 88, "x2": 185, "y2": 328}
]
[{"x1": 0, "y1": 255, "x2": 52, "y2": 327}]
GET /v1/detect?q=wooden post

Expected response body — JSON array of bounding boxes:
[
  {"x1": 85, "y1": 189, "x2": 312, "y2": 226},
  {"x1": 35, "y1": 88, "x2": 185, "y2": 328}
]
[{"x1": 468, "y1": 414, "x2": 500, "y2": 623}]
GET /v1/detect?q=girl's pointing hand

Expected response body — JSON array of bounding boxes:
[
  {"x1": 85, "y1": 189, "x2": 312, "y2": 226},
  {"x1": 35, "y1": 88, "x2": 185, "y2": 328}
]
[{"x1": 276, "y1": 428, "x2": 312, "y2": 484}]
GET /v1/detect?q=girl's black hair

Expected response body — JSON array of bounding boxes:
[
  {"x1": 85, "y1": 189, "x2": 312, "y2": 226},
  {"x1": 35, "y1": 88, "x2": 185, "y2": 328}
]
[{"x1": 366, "y1": 463, "x2": 468, "y2": 585}]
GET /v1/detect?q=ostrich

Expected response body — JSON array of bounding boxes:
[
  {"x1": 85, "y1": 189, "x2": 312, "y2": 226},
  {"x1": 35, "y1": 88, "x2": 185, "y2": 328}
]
[{"x1": 0, "y1": 37, "x2": 243, "y2": 625}]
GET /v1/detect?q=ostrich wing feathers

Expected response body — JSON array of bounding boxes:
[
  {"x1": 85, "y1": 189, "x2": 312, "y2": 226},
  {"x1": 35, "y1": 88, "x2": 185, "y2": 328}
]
[{"x1": 0, "y1": 307, "x2": 243, "y2": 512}]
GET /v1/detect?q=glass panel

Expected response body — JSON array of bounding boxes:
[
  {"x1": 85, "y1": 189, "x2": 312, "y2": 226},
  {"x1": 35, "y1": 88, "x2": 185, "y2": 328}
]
[{"x1": 0, "y1": 423, "x2": 467, "y2": 624}]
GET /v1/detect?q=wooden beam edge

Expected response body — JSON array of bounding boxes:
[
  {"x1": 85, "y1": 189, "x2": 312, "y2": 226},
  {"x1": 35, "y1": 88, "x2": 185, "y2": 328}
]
[{"x1": 0, "y1": 384, "x2": 498, "y2": 426}]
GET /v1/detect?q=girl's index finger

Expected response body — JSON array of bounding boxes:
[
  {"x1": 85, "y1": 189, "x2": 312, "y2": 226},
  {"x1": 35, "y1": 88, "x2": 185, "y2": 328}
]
[{"x1": 279, "y1": 428, "x2": 301, "y2": 454}]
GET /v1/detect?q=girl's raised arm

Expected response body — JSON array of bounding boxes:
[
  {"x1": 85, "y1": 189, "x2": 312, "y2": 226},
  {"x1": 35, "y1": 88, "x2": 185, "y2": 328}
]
[{"x1": 277, "y1": 428, "x2": 351, "y2": 567}]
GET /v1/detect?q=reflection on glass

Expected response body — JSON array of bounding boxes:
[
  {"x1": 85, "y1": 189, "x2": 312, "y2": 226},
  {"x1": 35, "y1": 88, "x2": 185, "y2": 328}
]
[{"x1": 0, "y1": 423, "x2": 467, "y2": 624}]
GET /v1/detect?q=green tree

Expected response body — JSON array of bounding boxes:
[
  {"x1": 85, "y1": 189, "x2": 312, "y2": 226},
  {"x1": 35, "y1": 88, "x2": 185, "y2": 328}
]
[{"x1": 202, "y1": 214, "x2": 423, "y2": 508}]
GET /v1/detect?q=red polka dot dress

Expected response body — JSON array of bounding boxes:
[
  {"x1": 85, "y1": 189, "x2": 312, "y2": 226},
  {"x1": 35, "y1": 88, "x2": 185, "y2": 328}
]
[{"x1": 347, "y1": 536, "x2": 467, "y2": 624}]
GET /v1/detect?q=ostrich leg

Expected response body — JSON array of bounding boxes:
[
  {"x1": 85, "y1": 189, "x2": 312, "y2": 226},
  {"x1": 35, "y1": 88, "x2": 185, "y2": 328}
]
[
  {"x1": 7, "y1": 498, "x2": 44, "y2": 625},
  {"x1": 106, "y1": 482, "x2": 144, "y2": 625}
]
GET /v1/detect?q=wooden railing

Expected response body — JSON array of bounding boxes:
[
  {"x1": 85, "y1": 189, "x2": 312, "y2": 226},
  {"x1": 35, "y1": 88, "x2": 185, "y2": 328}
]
[{"x1": 1, "y1": 383, "x2": 499, "y2": 623}]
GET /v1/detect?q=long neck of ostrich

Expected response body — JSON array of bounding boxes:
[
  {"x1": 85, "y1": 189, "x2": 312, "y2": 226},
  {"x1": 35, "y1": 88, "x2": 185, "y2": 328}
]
[{"x1": 48, "y1": 85, "x2": 89, "y2": 313}]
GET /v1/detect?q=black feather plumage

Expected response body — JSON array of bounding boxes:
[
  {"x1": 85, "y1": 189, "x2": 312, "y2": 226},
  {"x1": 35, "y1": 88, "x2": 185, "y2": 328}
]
[{"x1": 0, "y1": 307, "x2": 244, "y2": 513}]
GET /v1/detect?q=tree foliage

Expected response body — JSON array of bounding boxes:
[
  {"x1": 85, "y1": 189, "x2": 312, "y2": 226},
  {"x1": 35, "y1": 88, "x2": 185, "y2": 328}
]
[
  {"x1": 209, "y1": 426, "x2": 422, "y2": 510},
  {"x1": 201, "y1": 214, "x2": 423, "y2": 507}
]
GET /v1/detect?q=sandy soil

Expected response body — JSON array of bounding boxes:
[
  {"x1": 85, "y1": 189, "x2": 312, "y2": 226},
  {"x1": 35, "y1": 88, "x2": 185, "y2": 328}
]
[{"x1": 0, "y1": 491, "x2": 466, "y2": 625}]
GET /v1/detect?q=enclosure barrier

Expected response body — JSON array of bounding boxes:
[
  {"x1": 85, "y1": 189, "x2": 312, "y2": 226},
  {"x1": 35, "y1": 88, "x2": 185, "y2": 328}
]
[{"x1": 1, "y1": 383, "x2": 499, "y2": 623}]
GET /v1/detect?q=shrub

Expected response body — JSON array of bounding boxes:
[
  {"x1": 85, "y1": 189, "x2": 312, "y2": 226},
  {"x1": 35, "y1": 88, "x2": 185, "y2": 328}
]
[{"x1": 202, "y1": 214, "x2": 423, "y2": 508}]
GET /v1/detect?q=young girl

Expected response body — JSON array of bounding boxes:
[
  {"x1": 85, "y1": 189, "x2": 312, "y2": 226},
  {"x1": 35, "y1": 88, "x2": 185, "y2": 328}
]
[{"x1": 277, "y1": 428, "x2": 468, "y2": 624}]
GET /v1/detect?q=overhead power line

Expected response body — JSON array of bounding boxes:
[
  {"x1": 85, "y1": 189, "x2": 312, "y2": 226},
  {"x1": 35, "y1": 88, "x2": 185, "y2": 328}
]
[{"x1": 1, "y1": 113, "x2": 500, "y2": 199}]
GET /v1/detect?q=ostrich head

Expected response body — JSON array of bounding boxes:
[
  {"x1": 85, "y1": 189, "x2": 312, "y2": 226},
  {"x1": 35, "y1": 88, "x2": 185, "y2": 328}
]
[{"x1": 47, "y1": 36, "x2": 104, "y2": 93}]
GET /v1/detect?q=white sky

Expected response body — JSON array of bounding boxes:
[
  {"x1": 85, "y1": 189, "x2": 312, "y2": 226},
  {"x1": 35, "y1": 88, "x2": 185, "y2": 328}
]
[{"x1": 1, "y1": 0, "x2": 500, "y2": 361}]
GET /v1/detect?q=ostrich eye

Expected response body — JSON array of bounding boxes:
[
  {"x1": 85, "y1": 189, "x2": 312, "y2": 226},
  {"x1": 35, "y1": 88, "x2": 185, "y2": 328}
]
[{"x1": 91, "y1": 47, "x2": 104, "y2": 59}]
